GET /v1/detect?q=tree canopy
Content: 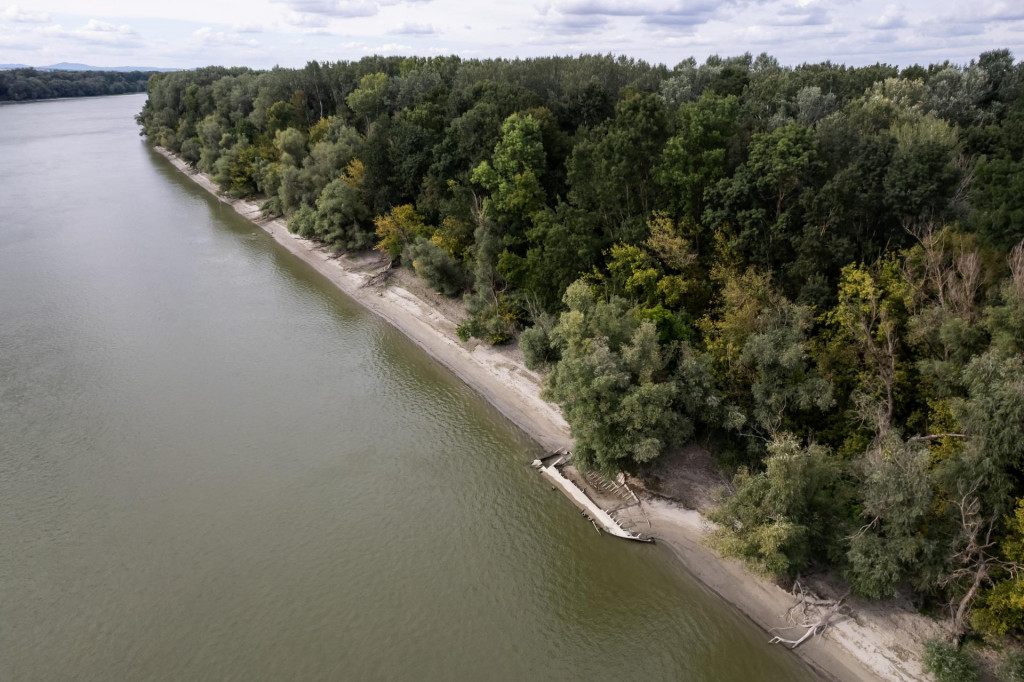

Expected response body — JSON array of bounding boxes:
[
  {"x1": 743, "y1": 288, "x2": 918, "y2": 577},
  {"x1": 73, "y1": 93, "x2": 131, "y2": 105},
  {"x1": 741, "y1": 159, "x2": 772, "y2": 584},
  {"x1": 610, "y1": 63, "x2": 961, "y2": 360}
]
[{"x1": 137, "y1": 51, "x2": 1024, "y2": 644}]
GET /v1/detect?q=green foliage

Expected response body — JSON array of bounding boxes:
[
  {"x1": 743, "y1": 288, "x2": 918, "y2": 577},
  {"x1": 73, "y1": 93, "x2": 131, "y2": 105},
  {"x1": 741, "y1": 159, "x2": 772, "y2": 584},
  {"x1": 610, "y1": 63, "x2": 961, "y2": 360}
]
[
  {"x1": 462, "y1": 218, "x2": 517, "y2": 345},
  {"x1": 374, "y1": 204, "x2": 430, "y2": 260},
  {"x1": 952, "y1": 351, "x2": 1024, "y2": 512},
  {"x1": 567, "y1": 91, "x2": 669, "y2": 241},
  {"x1": 311, "y1": 176, "x2": 372, "y2": 249},
  {"x1": 706, "y1": 122, "x2": 820, "y2": 273},
  {"x1": 520, "y1": 326, "x2": 553, "y2": 370},
  {"x1": 1, "y1": 68, "x2": 153, "y2": 101},
  {"x1": 404, "y1": 238, "x2": 466, "y2": 297},
  {"x1": 845, "y1": 435, "x2": 938, "y2": 598},
  {"x1": 545, "y1": 321, "x2": 682, "y2": 472},
  {"x1": 274, "y1": 127, "x2": 307, "y2": 166},
  {"x1": 288, "y1": 205, "x2": 316, "y2": 239},
  {"x1": 656, "y1": 92, "x2": 739, "y2": 224},
  {"x1": 137, "y1": 54, "x2": 1024, "y2": 638},
  {"x1": 708, "y1": 434, "x2": 843, "y2": 576},
  {"x1": 519, "y1": 312, "x2": 559, "y2": 370},
  {"x1": 973, "y1": 500, "x2": 1024, "y2": 637},
  {"x1": 506, "y1": 203, "x2": 602, "y2": 312},
  {"x1": 739, "y1": 300, "x2": 834, "y2": 438},
  {"x1": 999, "y1": 649, "x2": 1024, "y2": 682},
  {"x1": 266, "y1": 99, "x2": 298, "y2": 134},
  {"x1": 544, "y1": 283, "x2": 669, "y2": 470},
  {"x1": 825, "y1": 257, "x2": 912, "y2": 429},
  {"x1": 346, "y1": 72, "x2": 390, "y2": 128},
  {"x1": 923, "y1": 639, "x2": 978, "y2": 682},
  {"x1": 471, "y1": 113, "x2": 547, "y2": 235}
]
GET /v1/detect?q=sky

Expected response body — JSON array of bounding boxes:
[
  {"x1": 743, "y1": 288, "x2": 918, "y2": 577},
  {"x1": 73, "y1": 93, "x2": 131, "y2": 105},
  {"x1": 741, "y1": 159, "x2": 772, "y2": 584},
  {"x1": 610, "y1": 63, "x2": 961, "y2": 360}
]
[{"x1": 1, "y1": 0, "x2": 1022, "y2": 69}]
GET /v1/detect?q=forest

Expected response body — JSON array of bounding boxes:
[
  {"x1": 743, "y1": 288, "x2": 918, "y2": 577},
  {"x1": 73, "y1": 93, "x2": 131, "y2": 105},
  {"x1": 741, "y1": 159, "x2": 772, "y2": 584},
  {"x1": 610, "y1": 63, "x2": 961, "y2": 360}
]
[
  {"x1": 136, "y1": 51, "x2": 1024, "y2": 666},
  {"x1": 0, "y1": 68, "x2": 152, "y2": 101}
]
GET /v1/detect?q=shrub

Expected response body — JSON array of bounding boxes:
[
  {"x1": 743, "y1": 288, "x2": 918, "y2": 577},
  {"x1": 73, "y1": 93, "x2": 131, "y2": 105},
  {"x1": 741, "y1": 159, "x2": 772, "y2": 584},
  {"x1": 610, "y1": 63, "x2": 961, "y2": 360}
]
[
  {"x1": 519, "y1": 326, "x2": 553, "y2": 370},
  {"x1": 181, "y1": 137, "x2": 201, "y2": 165},
  {"x1": 404, "y1": 238, "x2": 466, "y2": 297},
  {"x1": 519, "y1": 314, "x2": 560, "y2": 370},
  {"x1": 708, "y1": 435, "x2": 842, "y2": 577},
  {"x1": 923, "y1": 639, "x2": 978, "y2": 682},
  {"x1": 1000, "y1": 649, "x2": 1024, "y2": 682},
  {"x1": 288, "y1": 205, "x2": 316, "y2": 239}
]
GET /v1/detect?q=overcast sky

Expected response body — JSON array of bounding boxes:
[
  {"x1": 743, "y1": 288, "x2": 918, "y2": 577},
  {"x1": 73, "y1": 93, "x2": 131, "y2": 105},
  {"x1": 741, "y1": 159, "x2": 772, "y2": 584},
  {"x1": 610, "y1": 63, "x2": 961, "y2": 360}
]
[{"x1": 1, "y1": 0, "x2": 1022, "y2": 69}]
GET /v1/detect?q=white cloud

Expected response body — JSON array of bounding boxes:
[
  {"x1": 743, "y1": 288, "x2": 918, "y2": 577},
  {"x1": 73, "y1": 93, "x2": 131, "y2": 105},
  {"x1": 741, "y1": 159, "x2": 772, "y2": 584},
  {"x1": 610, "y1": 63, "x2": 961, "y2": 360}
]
[
  {"x1": 971, "y1": 1, "x2": 1024, "y2": 22},
  {"x1": 539, "y1": 13, "x2": 608, "y2": 34},
  {"x1": 193, "y1": 26, "x2": 260, "y2": 47},
  {"x1": 2, "y1": 5, "x2": 50, "y2": 23},
  {"x1": 0, "y1": 0, "x2": 1019, "y2": 70},
  {"x1": 286, "y1": 11, "x2": 330, "y2": 27},
  {"x1": 36, "y1": 20, "x2": 141, "y2": 48},
  {"x1": 918, "y1": 19, "x2": 988, "y2": 38},
  {"x1": 0, "y1": 27, "x2": 40, "y2": 50},
  {"x1": 81, "y1": 19, "x2": 135, "y2": 34},
  {"x1": 870, "y1": 5, "x2": 907, "y2": 30},
  {"x1": 232, "y1": 22, "x2": 266, "y2": 33},
  {"x1": 273, "y1": 0, "x2": 380, "y2": 18},
  {"x1": 769, "y1": 3, "x2": 830, "y2": 26},
  {"x1": 538, "y1": 0, "x2": 723, "y2": 34},
  {"x1": 389, "y1": 21, "x2": 436, "y2": 34}
]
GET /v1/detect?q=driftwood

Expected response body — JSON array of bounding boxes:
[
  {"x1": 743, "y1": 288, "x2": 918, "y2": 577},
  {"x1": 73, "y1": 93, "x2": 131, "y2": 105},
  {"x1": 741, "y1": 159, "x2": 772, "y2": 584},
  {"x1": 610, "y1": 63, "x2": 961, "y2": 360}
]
[
  {"x1": 769, "y1": 582, "x2": 850, "y2": 649},
  {"x1": 361, "y1": 261, "x2": 394, "y2": 289}
]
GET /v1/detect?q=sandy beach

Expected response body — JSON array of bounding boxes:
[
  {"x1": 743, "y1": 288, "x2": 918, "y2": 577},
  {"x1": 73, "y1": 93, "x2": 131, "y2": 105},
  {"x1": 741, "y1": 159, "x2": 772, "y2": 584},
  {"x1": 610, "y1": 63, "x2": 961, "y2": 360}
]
[{"x1": 156, "y1": 146, "x2": 940, "y2": 682}]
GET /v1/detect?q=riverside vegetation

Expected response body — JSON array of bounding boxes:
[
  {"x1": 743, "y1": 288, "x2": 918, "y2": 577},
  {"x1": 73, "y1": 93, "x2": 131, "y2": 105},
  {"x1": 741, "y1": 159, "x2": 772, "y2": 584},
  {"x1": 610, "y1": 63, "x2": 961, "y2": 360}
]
[
  {"x1": 0, "y1": 68, "x2": 153, "y2": 101},
  {"x1": 137, "y1": 52, "x2": 1024, "y2": 669}
]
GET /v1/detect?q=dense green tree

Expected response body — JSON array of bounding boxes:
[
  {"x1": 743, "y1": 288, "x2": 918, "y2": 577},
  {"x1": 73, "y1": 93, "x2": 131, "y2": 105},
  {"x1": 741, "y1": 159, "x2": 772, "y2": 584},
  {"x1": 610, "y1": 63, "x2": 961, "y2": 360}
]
[
  {"x1": 708, "y1": 434, "x2": 843, "y2": 576},
  {"x1": 471, "y1": 113, "x2": 546, "y2": 239},
  {"x1": 346, "y1": 72, "x2": 390, "y2": 129},
  {"x1": 845, "y1": 434, "x2": 939, "y2": 598},
  {"x1": 567, "y1": 91, "x2": 669, "y2": 242},
  {"x1": 374, "y1": 204, "x2": 430, "y2": 260},
  {"x1": 544, "y1": 311, "x2": 681, "y2": 472},
  {"x1": 705, "y1": 123, "x2": 821, "y2": 275},
  {"x1": 656, "y1": 92, "x2": 739, "y2": 226},
  {"x1": 739, "y1": 300, "x2": 834, "y2": 439}
]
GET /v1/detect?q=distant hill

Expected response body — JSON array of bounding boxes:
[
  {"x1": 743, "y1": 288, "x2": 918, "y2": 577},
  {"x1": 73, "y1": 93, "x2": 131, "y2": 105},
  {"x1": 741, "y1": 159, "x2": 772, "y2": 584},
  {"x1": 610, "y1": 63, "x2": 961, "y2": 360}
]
[{"x1": 0, "y1": 63, "x2": 178, "y2": 72}]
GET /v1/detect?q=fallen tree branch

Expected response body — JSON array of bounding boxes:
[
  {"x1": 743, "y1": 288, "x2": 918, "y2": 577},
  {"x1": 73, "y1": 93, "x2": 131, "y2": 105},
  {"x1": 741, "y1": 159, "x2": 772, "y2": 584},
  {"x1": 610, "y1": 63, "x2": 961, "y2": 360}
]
[
  {"x1": 769, "y1": 586, "x2": 850, "y2": 649},
  {"x1": 361, "y1": 261, "x2": 394, "y2": 289},
  {"x1": 909, "y1": 433, "x2": 967, "y2": 442}
]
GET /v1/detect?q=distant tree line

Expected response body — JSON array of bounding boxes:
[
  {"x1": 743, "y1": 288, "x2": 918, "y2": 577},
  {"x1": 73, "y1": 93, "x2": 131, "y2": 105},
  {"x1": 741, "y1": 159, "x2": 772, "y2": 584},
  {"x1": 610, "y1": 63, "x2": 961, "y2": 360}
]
[
  {"x1": 137, "y1": 52, "x2": 1024, "y2": 652},
  {"x1": 0, "y1": 68, "x2": 152, "y2": 101}
]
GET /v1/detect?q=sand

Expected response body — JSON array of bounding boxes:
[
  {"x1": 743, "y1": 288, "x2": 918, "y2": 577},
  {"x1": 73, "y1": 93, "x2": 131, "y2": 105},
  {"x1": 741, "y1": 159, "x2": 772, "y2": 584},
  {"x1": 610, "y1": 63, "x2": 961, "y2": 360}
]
[{"x1": 156, "y1": 146, "x2": 940, "y2": 682}]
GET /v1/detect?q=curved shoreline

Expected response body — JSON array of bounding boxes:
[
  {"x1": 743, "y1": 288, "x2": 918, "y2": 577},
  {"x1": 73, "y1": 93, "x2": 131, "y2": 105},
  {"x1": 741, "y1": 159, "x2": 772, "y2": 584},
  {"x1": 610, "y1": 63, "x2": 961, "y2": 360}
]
[{"x1": 154, "y1": 146, "x2": 934, "y2": 682}]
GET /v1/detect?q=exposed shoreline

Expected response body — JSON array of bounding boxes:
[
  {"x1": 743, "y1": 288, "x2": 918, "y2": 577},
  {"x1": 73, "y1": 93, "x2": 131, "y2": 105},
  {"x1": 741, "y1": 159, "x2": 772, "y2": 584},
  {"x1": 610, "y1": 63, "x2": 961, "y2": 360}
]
[{"x1": 154, "y1": 146, "x2": 937, "y2": 682}]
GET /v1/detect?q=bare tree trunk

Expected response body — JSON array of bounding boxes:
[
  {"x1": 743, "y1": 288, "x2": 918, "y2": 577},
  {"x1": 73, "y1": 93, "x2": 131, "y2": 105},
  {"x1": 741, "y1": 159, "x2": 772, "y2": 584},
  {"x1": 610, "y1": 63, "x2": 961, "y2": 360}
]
[
  {"x1": 951, "y1": 567, "x2": 986, "y2": 645},
  {"x1": 1009, "y1": 240, "x2": 1024, "y2": 299}
]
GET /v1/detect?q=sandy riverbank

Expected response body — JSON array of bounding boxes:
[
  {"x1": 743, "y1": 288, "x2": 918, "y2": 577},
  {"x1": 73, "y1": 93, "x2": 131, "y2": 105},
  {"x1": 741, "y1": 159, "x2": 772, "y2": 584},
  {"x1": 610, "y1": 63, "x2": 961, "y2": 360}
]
[{"x1": 155, "y1": 146, "x2": 938, "y2": 682}]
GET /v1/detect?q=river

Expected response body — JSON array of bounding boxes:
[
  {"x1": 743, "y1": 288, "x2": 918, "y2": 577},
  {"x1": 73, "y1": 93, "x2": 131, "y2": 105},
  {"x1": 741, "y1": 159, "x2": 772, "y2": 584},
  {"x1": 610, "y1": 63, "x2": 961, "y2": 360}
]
[{"x1": 0, "y1": 94, "x2": 816, "y2": 681}]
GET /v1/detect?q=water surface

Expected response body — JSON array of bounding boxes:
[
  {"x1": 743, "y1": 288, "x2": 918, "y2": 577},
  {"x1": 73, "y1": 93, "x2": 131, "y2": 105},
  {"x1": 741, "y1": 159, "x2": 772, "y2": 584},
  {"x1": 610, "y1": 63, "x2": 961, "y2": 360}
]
[{"x1": 0, "y1": 95, "x2": 815, "y2": 681}]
